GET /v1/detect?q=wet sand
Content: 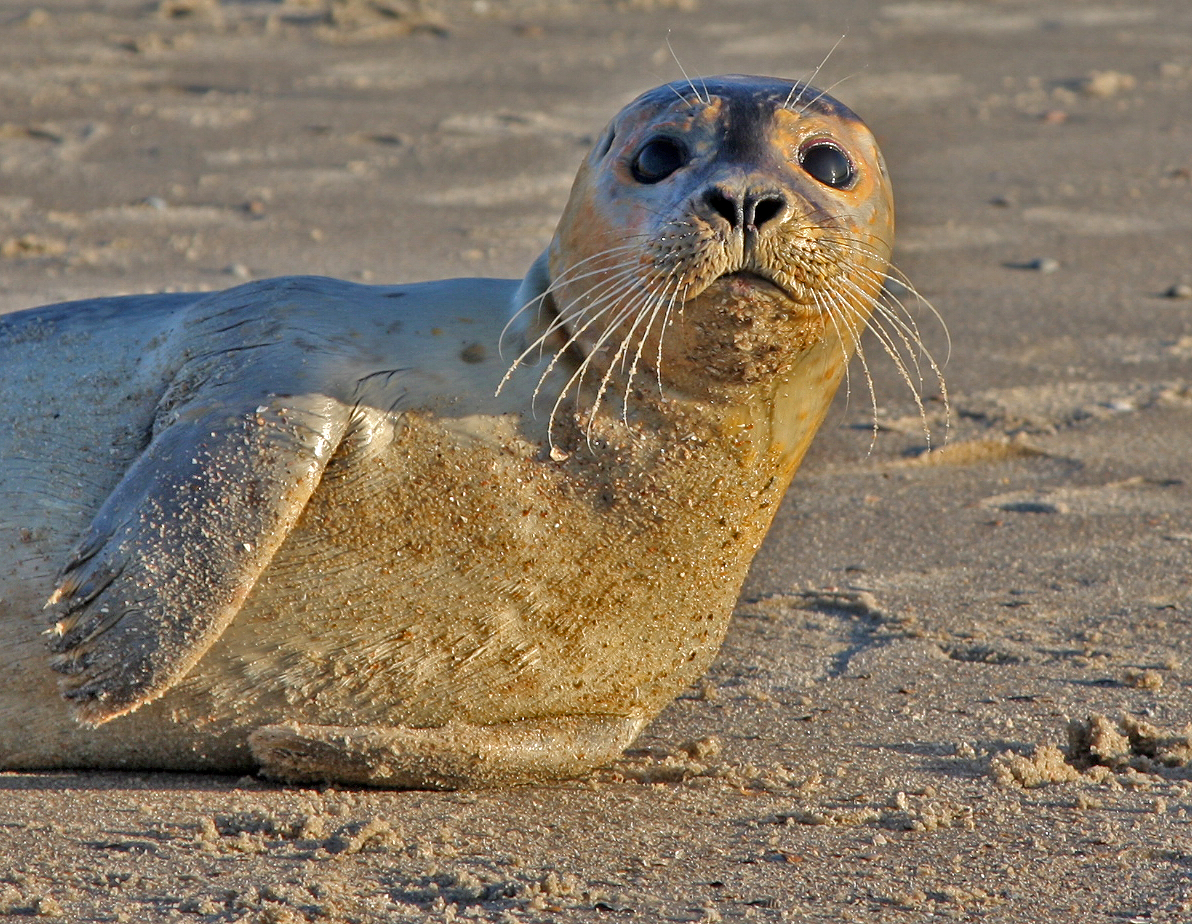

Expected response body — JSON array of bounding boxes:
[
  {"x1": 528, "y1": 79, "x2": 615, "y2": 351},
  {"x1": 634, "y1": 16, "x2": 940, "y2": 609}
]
[{"x1": 2, "y1": 0, "x2": 1191, "y2": 920}]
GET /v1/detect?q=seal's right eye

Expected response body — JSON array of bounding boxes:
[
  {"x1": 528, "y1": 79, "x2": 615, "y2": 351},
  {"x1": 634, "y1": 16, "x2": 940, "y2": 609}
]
[{"x1": 631, "y1": 138, "x2": 687, "y2": 184}]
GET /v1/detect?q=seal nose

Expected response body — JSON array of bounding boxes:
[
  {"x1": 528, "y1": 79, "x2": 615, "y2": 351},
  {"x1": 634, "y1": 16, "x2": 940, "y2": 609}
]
[{"x1": 703, "y1": 187, "x2": 788, "y2": 232}]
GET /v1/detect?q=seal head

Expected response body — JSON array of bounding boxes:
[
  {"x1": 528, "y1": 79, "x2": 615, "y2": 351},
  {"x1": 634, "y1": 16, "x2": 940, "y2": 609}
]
[{"x1": 516, "y1": 74, "x2": 893, "y2": 424}]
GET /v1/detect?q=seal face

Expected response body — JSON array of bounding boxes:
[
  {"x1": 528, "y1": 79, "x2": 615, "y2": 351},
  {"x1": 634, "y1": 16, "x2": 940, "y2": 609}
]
[
  {"x1": 0, "y1": 75, "x2": 899, "y2": 788},
  {"x1": 524, "y1": 75, "x2": 892, "y2": 414}
]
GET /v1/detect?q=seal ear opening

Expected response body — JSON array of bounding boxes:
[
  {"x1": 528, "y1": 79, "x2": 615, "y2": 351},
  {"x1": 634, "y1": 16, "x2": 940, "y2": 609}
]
[
  {"x1": 514, "y1": 249, "x2": 551, "y2": 309},
  {"x1": 592, "y1": 124, "x2": 616, "y2": 160},
  {"x1": 502, "y1": 249, "x2": 553, "y2": 351}
]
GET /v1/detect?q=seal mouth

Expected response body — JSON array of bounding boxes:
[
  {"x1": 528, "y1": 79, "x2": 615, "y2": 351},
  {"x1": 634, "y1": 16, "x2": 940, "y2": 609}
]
[{"x1": 709, "y1": 270, "x2": 797, "y2": 302}]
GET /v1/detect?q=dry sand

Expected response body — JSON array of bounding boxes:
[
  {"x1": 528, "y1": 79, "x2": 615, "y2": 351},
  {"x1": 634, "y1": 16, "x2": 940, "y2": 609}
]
[{"x1": 2, "y1": 0, "x2": 1192, "y2": 920}]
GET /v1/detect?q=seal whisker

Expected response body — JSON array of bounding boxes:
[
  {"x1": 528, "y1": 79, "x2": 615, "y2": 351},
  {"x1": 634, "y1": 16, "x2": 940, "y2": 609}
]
[
  {"x1": 795, "y1": 73, "x2": 858, "y2": 116},
  {"x1": 544, "y1": 298, "x2": 645, "y2": 445},
  {"x1": 534, "y1": 267, "x2": 663, "y2": 438},
  {"x1": 535, "y1": 258, "x2": 646, "y2": 342},
  {"x1": 580, "y1": 275, "x2": 670, "y2": 436},
  {"x1": 665, "y1": 35, "x2": 710, "y2": 106},
  {"x1": 522, "y1": 245, "x2": 646, "y2": 317},
  {"x1": 862, "y1": 313, "x2": 935, "y2": 448},
  {"x1": 501, "y1": 242, "x2": 647, "y2": 341},
  {"x1": 786, "y1": 34, "x2": 846, "y2": 110},
  {"x1": 854, "y1": 295, "x2": 928, "y2": 397},
  {"x1": 850, "y1": 338, "x2": 882, "y2": 453},
  {"x1": 620, "y1": 273, "x2": 684, "y2": 424},
  {"x1": 802, "y1": 226, "x2": 950, "y2": 403},
  {"x1": 498, "y1": 253, "x2": 646, "y2": 393},
  {"x1": 806, "y1": 216, "x2": 947, "y2": 431},
  {"x1": 870, "y1": 295, "x2": 950, "y2": 439},
  {"x1": 858, "y1": 272, "x2": 939, "y2": 372},
  {"x1": 817, "y1": 230, "x2": 894, "y2": 265},
  {"x1": 611, "y1": 266, "x2": 678, "y2": 377},
  {"x1": 880, "y1": 265, "x2": 952, "y2": 364},
  {"x1": 814, "y1": 287, "x2": 880, "y2": 450},
  {"x1": 832, "y1": 258, "x2": 949, "y2": 389},
  {"x1": 831, "y1": 291, "x2": 883, "y2": 450},
  {"x1": 831, "y1": 273, "x2": 948, "y2": 448},
  {"x1": 813, "y1": 286, "x2": 866, "y2": 406},
  {"x1": 662, "y1": 81, "x2": 694, "y2": 107},
  {"x1": 602, "y1": 287, "x2": 668, "y2": 429},
  {"x1": 840, "y1": 261, "x2": 950, "y2": 395},
  {"x1": 546, "y1": 257, "x2": 655, "y2": 336},
  {"x1": 654, "y1": 281, "x2": 689, "y2": 397},
  {"x1": 524, "y1": 265, "x2": 648, "y2": 407},
  {"x1": 834, "y1": 272, "x2": 930, "y2": 384}
]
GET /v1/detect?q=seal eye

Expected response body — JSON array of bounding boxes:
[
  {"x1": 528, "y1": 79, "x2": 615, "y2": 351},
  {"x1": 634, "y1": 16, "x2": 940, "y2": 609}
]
[
  {"x1": 631, "y1": 138, "x2": 687, "y2": 184},
  {"x1": 799, "y1": 141, "x2": 854, "y2": 188}
]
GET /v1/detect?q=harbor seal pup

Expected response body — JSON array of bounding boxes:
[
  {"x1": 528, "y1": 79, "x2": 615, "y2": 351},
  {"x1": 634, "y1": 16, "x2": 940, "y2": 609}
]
[{"x1": 0, "y1": 75, "x2": 899, "y2": 788}]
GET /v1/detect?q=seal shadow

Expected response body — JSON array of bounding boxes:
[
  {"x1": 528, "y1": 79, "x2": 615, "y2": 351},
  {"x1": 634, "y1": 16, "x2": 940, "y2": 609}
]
[{"x1": 0, "y1": 770, "x2": 260, "y2": 793}]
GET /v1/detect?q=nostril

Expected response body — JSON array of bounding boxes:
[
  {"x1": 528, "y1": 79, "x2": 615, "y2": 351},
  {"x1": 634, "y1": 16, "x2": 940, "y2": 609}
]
[
  {"x1": 704, "y1": 189, "x2": 741, "y2": 228},
  {"x1": 751, "y1": 195, "x2": 785, "y2": 229},
  {"x1": 704, "y1": 189, "x2": 785, "y2": 231}
]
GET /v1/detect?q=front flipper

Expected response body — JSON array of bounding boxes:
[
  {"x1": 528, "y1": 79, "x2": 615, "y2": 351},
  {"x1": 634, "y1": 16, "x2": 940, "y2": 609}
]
[
  {"x1": 46, "y1": 394, "x2": 350, "y2": 724},
  {"x1": 248, "y1": 715, "x2": 650, "y2": 789}
]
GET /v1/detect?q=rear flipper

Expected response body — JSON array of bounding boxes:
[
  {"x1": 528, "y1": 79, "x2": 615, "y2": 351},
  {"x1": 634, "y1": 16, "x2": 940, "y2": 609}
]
[{"x1": 248, "y1": 715, "x2": 649, "y2": 789}]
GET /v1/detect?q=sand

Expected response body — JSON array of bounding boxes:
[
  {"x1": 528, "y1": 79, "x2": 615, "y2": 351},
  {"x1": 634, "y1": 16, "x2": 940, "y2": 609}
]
[{"x1": 2, "y1": 0, "x2": 1191, "y2": 920}]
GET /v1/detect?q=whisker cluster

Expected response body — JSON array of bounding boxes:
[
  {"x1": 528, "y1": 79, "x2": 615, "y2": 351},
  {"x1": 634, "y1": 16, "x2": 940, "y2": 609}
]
[
  {"x1": 809, "y1": 227, "x2": 950, "y2": 450},
  {"x1": 784, "y1": 35, "x2": 846, "y2": 112},
  {"x1": 498, "y1": 233, "x2": 700, "y2": 447}
]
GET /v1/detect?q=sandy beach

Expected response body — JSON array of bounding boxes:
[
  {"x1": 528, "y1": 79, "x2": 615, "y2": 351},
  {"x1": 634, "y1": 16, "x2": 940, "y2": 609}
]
[{"x1": 2, "y1": 0, "x2": 1191, "y2": 920}]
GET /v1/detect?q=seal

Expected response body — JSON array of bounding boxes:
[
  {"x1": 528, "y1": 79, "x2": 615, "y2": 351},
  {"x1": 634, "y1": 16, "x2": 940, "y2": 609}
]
[{"x1": 0, "y1": 75, "x2": 900, "y2": 788}]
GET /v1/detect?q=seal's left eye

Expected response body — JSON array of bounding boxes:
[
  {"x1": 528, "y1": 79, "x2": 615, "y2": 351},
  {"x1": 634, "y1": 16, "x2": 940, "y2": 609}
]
[
  {"x1": 631, "y1": 138, "x2": 687, "y2": 184},
  {"x1": 799, "y1": 141, "x2": 854, "y2": 188}
]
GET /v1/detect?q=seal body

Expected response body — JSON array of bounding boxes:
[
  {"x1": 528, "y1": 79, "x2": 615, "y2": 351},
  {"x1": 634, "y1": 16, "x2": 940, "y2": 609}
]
[{"x1": 0, "y1": 76, "x2": 895, "y2": 787}]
